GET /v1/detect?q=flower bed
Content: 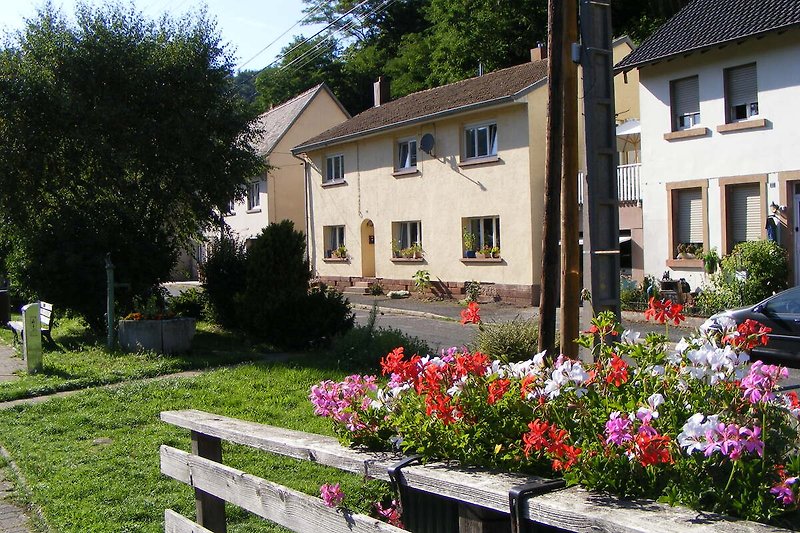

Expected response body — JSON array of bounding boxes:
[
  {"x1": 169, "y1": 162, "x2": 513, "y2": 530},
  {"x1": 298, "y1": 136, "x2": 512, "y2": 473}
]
[{"x1": 310, "y1": 301, "x2": 800, "y2": 526}]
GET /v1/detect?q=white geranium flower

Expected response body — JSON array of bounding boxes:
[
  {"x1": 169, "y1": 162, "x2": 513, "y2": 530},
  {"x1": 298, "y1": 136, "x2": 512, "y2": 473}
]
[{"x1": 621, "y1": 329, "x2": 641, "y2": 344}]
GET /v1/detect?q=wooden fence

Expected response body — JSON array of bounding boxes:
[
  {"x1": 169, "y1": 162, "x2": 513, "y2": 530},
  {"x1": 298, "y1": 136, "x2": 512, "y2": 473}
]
[{"x1": 160, "y1": 409, "x2": 784, "y2": 533}]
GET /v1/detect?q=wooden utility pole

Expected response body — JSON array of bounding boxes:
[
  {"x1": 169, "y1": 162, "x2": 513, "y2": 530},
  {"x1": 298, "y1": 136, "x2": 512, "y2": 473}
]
[
  {"x1": 538, "y1": 0, "x2": 565, "y2": 355},
  {"x1": 560, "y1": 0, "x2": 580, "y2": 358}
]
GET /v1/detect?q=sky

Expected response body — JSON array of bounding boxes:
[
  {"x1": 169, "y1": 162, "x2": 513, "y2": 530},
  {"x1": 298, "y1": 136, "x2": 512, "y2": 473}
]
[{"x1": 0, "y1": 0, "x2": 328, "y2": 71}]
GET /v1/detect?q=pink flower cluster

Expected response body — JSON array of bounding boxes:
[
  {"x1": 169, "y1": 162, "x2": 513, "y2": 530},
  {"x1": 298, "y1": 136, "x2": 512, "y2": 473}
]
[
  {"x1": 375, "y1": 500, "x2": 403, "y2": 528},
  {"x1": 771, "y1": 475, "x2": 798, "y2": 506},
  {"x1": 604, "y1": 412, "x2": 634, "y2": 446},
  {"x1": 740, "y1": 360, "x2": 788, "y2": 404},
  {"x1": 678, "y1": 414, "x2": 763, "y2": 461},
  {"x1": 320, "y1": 483, "x2": 345, "y2": 508},
  {"x1": 309, "y1": 375, "x2": 377, "y2": 432}
]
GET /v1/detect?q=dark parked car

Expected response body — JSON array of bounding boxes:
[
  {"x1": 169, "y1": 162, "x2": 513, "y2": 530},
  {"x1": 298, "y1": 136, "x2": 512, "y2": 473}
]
[{"x1": 702, "y1": 286, "x2": 800, "y2": 362}]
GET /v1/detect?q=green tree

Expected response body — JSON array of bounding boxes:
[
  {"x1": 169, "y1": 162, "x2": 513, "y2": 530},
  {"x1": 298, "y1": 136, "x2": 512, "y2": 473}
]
[
  {"x1": 0, "y1": 3, "x2": 263, "y2": 326},
  {"x1": 254, "y1": 35, "x2": 344, "y2": 111}
]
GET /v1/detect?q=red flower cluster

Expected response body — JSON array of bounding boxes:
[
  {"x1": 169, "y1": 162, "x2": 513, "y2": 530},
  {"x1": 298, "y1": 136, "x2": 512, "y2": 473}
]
[
  {"x1": 634, "y1": 433, "x2": 673, "y2": 467},
  {"x1": 460, "y1": 302, "x2": 481, "y2": 325},
  {"x1": 522, "y1": 419, "x2": 581, "y2": 472},
  {"x1": 605, "y1": 355, "x2": 629, "y2": 387},
  {"x1": 723, "y1": 319, "x2": 772, "y2": 351},
  {"x1": 644, "y1": 297, "x2": 685, "y2": 325},
  {"x1": 381, "y1": 347, "x2": 422, "y2": 386},
  {"x1": 487, "y1": 379, "x2": 511, "y2": 405}
]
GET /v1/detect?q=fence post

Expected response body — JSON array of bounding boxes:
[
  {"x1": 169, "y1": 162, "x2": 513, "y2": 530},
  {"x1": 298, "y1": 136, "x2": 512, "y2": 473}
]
[
  {"x1": 191, "y1": 431, "x2": 227, "y2": 533},
  {"x1": 459, "y1": 503, "x2": 511, "y2": 533}
]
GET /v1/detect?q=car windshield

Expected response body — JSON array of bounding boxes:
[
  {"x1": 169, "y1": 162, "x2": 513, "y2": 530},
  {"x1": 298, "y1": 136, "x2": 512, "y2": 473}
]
[{"x1": 763, "y1": 287, "x2": 800, "y2": 315}]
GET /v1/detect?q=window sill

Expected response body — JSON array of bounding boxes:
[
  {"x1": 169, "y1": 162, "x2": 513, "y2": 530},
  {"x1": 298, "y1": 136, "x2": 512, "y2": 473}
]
[
  {"x1": 458, "y1": 155, "x2": 500, "y2": 168},
  {"x1": 716, "y1": 118, "x2": 767, "y2": 133},
  {"x1": 321, "y1": 179, "x2": 347, "y2": 188},
  {"x1": 322, "y1": 257, "x2": 349, "y2": 263},
  {"x1": 461, "y1": 257, "x2": 503, "y2": 264},
  {"x1": 392, "y1": 167, "x2": 420, "y2": 177},
  {"x1": 246, "y1": 208, "x2": 261, "y2": 214},
  {"x1": 663, "y1": 127, "x2": 709, "y2": 141},
  {"x1": 391, "y1": 257, "x2": 424, "y2": 263},
  {"x1": 665, "y1": 258, "x2": 703, "y2": 269},
  {"x1": 223, "y1": 212, "x2": 235, "y2": 217}
]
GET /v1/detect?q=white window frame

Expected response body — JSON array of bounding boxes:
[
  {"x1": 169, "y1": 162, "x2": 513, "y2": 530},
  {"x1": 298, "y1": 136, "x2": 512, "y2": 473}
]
[
  {"x1": 670, "y1": 76, "x2": 700, "y2": 131},
  {"x1": 466, "y1": 216, "x2": 500, "y2": 250},
  {"x1": 246, "y1": 180, "x2": 261, "y2": 211},
  {"x1": 464, "y1": 122, "x2": 498, "y2": 160},
  {"x1": 324, "y1": 225, "x2": 345, "y2": 257},
  {"x1": 325, "y1": 154, "x2": 345, "y2": 183},
  {"x1": 725, "y1": 63, "x2": 758, "y2": 123},
  {"x1": 393, "y1": 220, "x2": 422, "y2": 250},
  {"x1": 396, "y1": 138, "x2": 418, "y2": 170}
]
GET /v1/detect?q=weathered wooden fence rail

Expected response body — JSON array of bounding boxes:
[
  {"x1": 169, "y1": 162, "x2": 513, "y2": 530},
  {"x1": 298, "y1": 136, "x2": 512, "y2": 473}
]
[{"x1": 160, "y1": 409, "x2": 784, "y2": 533}]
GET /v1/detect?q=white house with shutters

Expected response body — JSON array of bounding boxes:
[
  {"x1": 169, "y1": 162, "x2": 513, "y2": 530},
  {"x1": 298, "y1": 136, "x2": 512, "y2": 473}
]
[{"x1": 616, "y1": 0, "x2": 800, "y2": 289}]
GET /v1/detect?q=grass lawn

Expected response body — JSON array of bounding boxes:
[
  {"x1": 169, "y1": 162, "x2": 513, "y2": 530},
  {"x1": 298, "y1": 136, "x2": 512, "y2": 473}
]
[
  {"x1": 0, "y1": 360, "x2": 390, "y2": 532},
  {"x1": 0, "y1": 317, "x2": 278, "y2": 402}
]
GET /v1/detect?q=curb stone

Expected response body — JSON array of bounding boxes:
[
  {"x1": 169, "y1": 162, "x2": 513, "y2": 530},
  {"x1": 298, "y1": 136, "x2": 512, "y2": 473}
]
[{"x1": 351, "y1": 303, "x2": 456, "y2": 322}]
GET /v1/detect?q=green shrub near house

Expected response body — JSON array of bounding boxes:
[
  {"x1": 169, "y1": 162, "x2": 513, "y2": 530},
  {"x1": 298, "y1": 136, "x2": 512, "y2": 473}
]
[
  {"x1": 697, "y1": 240, "x2": 788, "y2": 315},
  {"x1": 473, "y1": 319, "x2": 539, "y2": 362}
]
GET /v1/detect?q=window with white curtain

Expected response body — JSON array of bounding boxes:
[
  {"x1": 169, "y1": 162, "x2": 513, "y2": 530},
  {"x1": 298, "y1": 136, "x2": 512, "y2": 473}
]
[
  {"x1": 464, "y1": 123, "x2": 498, "y2": 160},
  {"x1": 325, "y1": 154, "x2": 344, "y2": 183},
  {"x1": 393, "y1": 220, "x2": 422, "y2": 249},
  {"x1": 246, "y1": 180, "x2": 261, "y2": 211},
  {"x1": 397, "y1": 139, "x2": 417, "y2": 170},
  {"x1": 324, "y1": 225, "x2": 345, "y2": 257},
  {"x1": 466, "y1": 216, "x2": 500, "y2": 249}
]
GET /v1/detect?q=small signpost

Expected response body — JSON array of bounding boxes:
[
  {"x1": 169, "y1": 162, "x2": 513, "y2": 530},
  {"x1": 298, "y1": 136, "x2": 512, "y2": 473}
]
[{"x1": 21, "y1": 302, "x2": 43, "y2": 373}]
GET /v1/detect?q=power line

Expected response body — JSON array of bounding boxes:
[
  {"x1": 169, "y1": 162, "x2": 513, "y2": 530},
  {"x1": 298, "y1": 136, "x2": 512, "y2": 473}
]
[
  {"x1": 231, "y1": 0, "x2": 373, "y2": 90},
  {"x1": 237, "y1": 1, "x2": 327, "y2": 71}
]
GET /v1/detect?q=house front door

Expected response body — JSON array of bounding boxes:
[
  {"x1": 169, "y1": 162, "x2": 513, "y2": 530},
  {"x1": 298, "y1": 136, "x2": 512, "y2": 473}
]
[{"x1": 361, "y1": 219, "x2": 376, "y2": 278}]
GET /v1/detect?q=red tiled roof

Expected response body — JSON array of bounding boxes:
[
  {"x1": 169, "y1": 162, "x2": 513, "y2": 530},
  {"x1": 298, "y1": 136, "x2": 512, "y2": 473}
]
[{"x1": 294, "y1": 60, "x2": 548, "y2": 152}]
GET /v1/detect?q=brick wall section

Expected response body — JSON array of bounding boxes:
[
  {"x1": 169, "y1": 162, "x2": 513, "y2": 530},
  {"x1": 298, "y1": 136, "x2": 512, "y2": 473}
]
[{"x1": 316, "y1": 276, "x2": 541, "y2": 305}]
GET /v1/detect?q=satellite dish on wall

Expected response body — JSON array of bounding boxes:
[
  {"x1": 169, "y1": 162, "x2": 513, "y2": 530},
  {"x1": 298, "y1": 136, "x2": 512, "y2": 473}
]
[{"x1": 420, "y1": 133, "x2": 435, "y2": 155}]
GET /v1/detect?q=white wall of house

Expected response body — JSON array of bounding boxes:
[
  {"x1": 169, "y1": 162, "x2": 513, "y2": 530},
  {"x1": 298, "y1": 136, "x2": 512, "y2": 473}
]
[
  {"x1": 306, "y1": 101, "x2": 540, "y2": 290},
  {"x1": 638, "y1": 29, "x2": 800, "y2": 288}
]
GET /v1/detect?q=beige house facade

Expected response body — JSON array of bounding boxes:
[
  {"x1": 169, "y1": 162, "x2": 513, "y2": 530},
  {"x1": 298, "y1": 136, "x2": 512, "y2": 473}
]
[
  {"x1": 294, "y1": 43, "x2": 639, "y2": 304},
  {"x1": 225, "y1": 84, "x2": 350, "y2": 241}
]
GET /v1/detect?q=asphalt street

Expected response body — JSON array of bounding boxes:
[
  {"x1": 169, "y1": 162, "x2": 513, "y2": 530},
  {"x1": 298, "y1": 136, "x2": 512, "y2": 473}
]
[{"x1": 353, "y1": 308, "x2": 800, "y2": 390}]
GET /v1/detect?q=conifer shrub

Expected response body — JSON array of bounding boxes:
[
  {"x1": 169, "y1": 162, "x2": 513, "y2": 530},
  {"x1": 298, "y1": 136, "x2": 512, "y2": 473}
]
[{"x1": 200, "y1": 232, "x2": 247, "y2": 327}]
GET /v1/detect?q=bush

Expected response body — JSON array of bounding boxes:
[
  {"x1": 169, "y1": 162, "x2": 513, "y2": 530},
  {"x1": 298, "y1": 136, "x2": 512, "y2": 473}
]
[
  {"x1": 201, "y1": 232, "x2": 247, "y2": 328},
  {"x1": 620, "y1": 275, "x2": 659, "y2": 312},
  {"x1": 697, "y1": 240, "x2": 788, "y2": 315},
  {"x1": 331, "y1": 305, "x2": 430, "y2": 370},
  {"x1": 473, "y1": 319, "x2": 539, "y2": 362},
  {"x1": 239, "y1": 221, "x2": 353, "y2": 349},
  {"x1": 168, "y1": 288, "x2": 208, "y2": 320}
]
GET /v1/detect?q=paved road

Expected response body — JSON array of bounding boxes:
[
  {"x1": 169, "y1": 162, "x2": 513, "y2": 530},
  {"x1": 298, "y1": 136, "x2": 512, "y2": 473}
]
[{"x1": 353, "y1": 308, "x2": 800, "y2": 389}]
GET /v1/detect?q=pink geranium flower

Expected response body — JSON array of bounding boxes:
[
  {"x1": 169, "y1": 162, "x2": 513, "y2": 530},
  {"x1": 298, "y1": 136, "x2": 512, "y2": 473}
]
[{"x1": 320, "y1": 483, "x2": 345, "y2": 508}]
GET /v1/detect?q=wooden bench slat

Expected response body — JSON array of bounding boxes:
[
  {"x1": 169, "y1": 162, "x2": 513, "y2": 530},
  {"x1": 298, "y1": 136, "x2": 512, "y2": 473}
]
[
  {"x1": 160, "y1": 410, "x2": 783, "y2": 533},
  {"x1": 160, "y1": 446, "x2": 407, "y2": 533},
  {"x1": 164, "y1": 510, "x2": 214, "y2": 533}
]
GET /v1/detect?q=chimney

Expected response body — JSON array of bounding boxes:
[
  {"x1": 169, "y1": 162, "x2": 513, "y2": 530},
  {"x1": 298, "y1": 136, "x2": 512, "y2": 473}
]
[
  {"x1": 373, "y1": 76, "x2": 390, "y2": 107},
  {"x1": 531, "y1": 42, "x2": 547, "y2": 62}
]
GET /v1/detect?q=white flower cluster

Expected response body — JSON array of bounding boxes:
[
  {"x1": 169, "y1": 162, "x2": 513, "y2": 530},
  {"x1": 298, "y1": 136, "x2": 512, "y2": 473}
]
[{"x1": 673, "y1": 338, "x2": 750, "y2": 385}]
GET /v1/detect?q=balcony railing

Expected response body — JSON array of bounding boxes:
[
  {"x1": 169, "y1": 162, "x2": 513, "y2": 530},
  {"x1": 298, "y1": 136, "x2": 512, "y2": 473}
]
[{"x1": 577, "y1": 163, "x2": 641, "y2": 205}]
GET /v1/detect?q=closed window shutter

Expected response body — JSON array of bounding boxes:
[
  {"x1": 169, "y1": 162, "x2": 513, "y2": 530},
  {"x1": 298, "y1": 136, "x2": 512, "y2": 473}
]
[
  {"x1": 727, "y1": 64, "x2": 757, "y2": 107},
  {"x1": 672, "y1": 76, "x2": 699, "y2": 117},
  {"x1": 677, "y1": 189, "x2": 703, "y2": 244},
  {"x1": 730, "y1": 184, "x2": 761, "y2": 244}
]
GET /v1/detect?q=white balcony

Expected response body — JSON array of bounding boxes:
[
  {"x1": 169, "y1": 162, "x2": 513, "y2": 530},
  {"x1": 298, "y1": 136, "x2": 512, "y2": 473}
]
[{"x1": 577, "y1": 163, "x2": 641, "y2": 205}]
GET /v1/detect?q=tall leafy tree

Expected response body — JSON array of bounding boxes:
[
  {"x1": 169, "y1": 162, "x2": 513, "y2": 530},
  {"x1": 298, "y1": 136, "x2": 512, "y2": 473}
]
[
  {"x1": 254, "y1": 35, "x2": 343, "y2": 111},
  {"x1": 0, "y1": 3, "x2": 263, "y2": 326}
]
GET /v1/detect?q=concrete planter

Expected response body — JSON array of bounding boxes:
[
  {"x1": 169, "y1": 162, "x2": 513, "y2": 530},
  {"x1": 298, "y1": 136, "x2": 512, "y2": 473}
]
[{"x1": 118, "y1": 318, "x2": 196, "y2": 354}]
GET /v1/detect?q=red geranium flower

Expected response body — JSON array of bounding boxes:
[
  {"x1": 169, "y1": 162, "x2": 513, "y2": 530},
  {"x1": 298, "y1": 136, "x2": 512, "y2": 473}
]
[
  {"x1": 522, "y1": 419, "x2": 550, "y2": 456},
  {"x1": 634, "y1": 432, "x2": 673, "y2": 467},
  {"x1": 605, "y1": 355, "x2": 629, "y2": 387},
  {"x1": 487, "y1": 379, "x2": 510, "y2": 405},
  {"x1": 460, "y1": 302, "x2": 481, "y2": 325}
]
